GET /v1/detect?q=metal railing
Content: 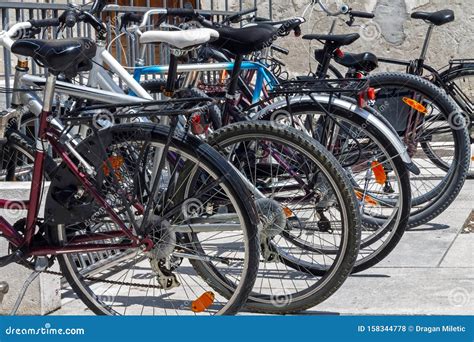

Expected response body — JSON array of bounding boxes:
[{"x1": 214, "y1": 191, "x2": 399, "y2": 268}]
[
  {"x1": 0, "y1": 0, "x2": 272, "y2": 106},
  {"x1": 0, "y1": 0, "x2": 271, "y2": 275}
]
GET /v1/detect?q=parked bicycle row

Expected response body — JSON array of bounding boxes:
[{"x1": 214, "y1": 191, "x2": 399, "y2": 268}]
[{"x1": 0, "y1": 0, "x2": 471, "y2": 315}]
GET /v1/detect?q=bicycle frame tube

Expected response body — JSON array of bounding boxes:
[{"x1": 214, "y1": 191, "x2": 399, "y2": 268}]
[{"x1": 0, "y1": 121, "x2": 143, "y2": 256}]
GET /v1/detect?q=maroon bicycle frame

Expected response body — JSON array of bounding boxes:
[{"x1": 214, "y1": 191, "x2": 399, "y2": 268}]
[{"x1": 0, "y1": 108, "x2": 148, "y2": 258}]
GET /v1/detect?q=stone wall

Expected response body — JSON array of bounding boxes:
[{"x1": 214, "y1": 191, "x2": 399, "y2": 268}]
[{"x1": 202, "y1": 0, "x2": 473, "y2": 75}]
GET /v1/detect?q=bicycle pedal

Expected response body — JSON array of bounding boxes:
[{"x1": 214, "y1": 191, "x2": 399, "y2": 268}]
[
  {"x1": 0, "y1": 251, "x2": 24, "y2": 267},
  {"x1": 0, "y1": 108, "x2": 23, "y2": 139}
]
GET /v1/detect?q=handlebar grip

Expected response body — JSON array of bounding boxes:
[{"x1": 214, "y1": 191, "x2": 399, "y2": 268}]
[
  {"x1": 238, "y1": 7, "x2": 257, "y2": 16},
  {"x1": 64, "y1": 10, "x2": 77, "y2": 28},
  {"x1": 28, "y1": 18, "x2": 61, "y2": 28},
  {"x1": 351, "y1": 10, "x2": 375, "y2": 18},
  {"x1": 225, "y1": 7, "x2": 257, "y2": 22},
  {"x1": 128, "y1": 13, "x2": 143, "y2": 23},
  {"x1": 271, "y1": 45, "x2": 289, "y2": 55},
  {"x1": 120, "y1": 12, "x2": 143, "y2": 28},
  {"x1": 293, "y1": 25, "x2": 301, "y2": 37},
  {"x1": 166, "y1": 8, "x2": 196, "y2": 17}
]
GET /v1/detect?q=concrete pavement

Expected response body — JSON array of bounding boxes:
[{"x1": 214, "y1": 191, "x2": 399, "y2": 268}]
[{"x1": 48, "y1": 180, "x2": 473, "y2": 315}]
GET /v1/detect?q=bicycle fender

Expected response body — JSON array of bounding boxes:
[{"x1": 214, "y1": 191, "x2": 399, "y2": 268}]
[{"x1": 253, "y1": 95, "x2": 420, "y2": 175}]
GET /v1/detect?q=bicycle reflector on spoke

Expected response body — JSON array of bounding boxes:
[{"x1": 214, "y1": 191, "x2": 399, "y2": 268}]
[
  {"x1": 370, "y1": 160, "x2": 387, "y2": 185},
  {"x1": 192, "y1": 291, "x2": 215, "y2": 313},
  {"x1": 354, "y1": 190, "x2": 378, "y2": 206},
  {"x1": 283, "y1": 207, "x2": 294, "y2": 218},
  {"x1": 102, "y1": 156, "x2": 124, "y2": 178},
  {"x1": 402, "y1": 97, "x2": 427, "y2": 114},
  {"x1": 191, "y1": 113, "x2": 210, "y2": 135}
]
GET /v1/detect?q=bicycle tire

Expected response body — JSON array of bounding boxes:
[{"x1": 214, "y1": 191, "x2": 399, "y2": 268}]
[
  {"x1": 186, "y1": 121, "x2": 361, "y2": 313},
  {"x1": 257, "y1": 102, "x2": 411, "y2": 272},
  {"x1": 367, "y1": 72, "x2": 470, "y2": 227},
  {"x1": 48, "y1": 123, "x2": 260, "y2": 315}
]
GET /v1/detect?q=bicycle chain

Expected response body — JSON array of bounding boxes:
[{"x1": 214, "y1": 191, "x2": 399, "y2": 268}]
[{"x1": 42, "y1": 269, "x2": 166, "y2": 289}]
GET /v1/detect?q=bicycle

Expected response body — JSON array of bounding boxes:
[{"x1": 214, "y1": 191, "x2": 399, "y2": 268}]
[
  {"x1": 293, "y1": 1, "x2": 470, "y2": 228},
  {"x1": 115, "y1": 7, "x2": 414, "y2": 273},
  {"x1": 1, "y1": 30, "x2": 262, "y2": 315},
  {"x1": 1, "y1": 3, "x2": 363, "y2": 314}
]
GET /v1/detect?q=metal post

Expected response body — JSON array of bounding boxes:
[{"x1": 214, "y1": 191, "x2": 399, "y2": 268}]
[
  {"x1": 2, "y1": 8, "x2": 11, "y2": 107},
  {"x1": 0, "y1": 281, "x2": 8, "y2": 304},
  {"x1": 420, "y1": 24, "x2": 434, "y2": 61}
]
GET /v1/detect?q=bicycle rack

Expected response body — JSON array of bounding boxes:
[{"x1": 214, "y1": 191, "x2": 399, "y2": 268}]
[
  {"x1": 0, "y1": 281, "x2": 8, "y2": 304},
  {"x1": 269, "y1": 78, "x2": 369, "y2": 96}
]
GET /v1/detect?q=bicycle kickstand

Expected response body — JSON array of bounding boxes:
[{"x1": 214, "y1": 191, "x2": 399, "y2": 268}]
[{"x1": 9, "y1": 257, "x2": 49, "y2": 316}]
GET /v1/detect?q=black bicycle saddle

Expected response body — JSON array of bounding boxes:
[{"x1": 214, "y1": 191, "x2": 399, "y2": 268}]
[
  {"x1": 411, "y1": 9, "x2": 454, "y2": 26},
  {"x1": 12, "y1": 38, "x2": 96, "y2": 78}
]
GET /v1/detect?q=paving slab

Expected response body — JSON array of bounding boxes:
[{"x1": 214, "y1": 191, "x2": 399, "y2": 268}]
[
  {"x1": 311, "y1": 267, "x2": 474, "y2": 315},
  {"x1": 440, "y1": 234, "x2": 474, "y2": 268},
  {"x1": 48, "y1": 180, "x2": 474, "y2": 316}
]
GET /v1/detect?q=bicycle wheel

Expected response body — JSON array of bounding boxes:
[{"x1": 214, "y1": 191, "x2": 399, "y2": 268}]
[
  {"x1": 182, "y1": 121, "x2": 361, "y2": 313},
  {"x1": 0, "y1": 130, "x2": 57, "y2": 181},
  {"x1": 368, "y1": 72, "x2": 470, "y2": 227},
  {"x1": 47, "y1": 123, "x2": 259, "y2": 315},
  {"x1": 258, "y1": 101, "x2": 411, "y2": 272},
  {"x1": 439, "y1": 65, "x2": 474, "y2": 178}
]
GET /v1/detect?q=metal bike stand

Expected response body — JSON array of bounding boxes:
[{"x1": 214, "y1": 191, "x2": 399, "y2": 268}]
[
  {"x1": 0, "y1": 281, "x2": 8, "y2": 304},
  {"x1": 9, "y1": 257, "x2": 49, "y2": 316}
]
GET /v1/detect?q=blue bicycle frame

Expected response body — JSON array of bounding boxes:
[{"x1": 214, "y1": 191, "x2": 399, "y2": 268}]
[{"x1": 131, "y1": 61, "x2": 279, "y2": 104}]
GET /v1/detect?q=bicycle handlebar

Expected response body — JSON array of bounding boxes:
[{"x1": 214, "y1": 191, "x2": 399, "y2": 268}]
[
  {"x1": 222, "y1": 7, "x2": 257, "y2": 24},
  {"x1": 138, "y1": 9, "x2": 168, "y2": 28},
  {"x1": 90, "y1": 0, "x2": 107, "y2": 17},
  {"x1": 166, "y1": 8, "x2": 196, "y2": 17},
  {"x1": 317, "y1": 0, "x2": 349, "y2": 17},
  {"x1": 63, "y1": 10, "x2": 78, "y2": 28},
  {"x1": 316, "y1": 1, "x2": 374, "y2": 21},
  {"x1": 28, "y1": 18, "x2": 60, "y2": 28},
  {"x1": 351, "y1": 10, "x2": 375, "y2": 19}
]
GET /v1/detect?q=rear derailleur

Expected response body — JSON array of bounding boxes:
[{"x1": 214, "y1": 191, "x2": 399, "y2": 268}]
[{"x1": 149, "y1": 257, "x2": 180, "y2": 290}]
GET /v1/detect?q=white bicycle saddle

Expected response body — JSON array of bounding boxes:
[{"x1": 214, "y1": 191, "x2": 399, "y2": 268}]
[{"x1": 140, "y1": 28, "x2": 219, "y2": 49}]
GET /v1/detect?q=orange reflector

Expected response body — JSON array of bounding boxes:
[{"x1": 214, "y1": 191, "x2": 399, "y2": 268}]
[
  {"x1": 220, "y1": 70, "x2": 228, "y2": 83},
  {"x1": 471, "y1": 156, "x2": 474, "y2": 161},
  {"x1": 102, "y1": 156, "x2": 124, "y2": 177},
  {"x1": 354, "y1": 190, "x2": 378, "y2": 206},
  {"x1": 283, "y1": 207, "x2": 293, "y2": 218},
  {"x1": 370, "y1": 161, "x2": 387, "y2": 185},
  {"x1": 192, "y1": 291, "x2": 215, "y2": 313},
  {"x1": 402, "y1": 97, "x2": 427, "y2": 114}
]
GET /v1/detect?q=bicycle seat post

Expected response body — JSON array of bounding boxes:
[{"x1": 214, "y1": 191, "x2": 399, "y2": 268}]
[
  {"x1": 418, "y1": 23, "x2": 434, "y2": 65},
  {"x1": 42, "y1": 74, "x2": 57, "y2": 114}
]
